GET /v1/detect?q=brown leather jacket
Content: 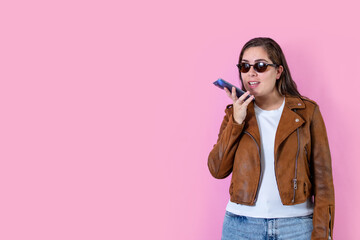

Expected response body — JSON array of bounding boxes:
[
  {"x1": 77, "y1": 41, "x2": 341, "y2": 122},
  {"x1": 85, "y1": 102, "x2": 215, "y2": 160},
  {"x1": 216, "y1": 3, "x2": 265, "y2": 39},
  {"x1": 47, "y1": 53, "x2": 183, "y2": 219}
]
[{"x1": 208, "y1": 96, "x2": 335, "y2": 240}]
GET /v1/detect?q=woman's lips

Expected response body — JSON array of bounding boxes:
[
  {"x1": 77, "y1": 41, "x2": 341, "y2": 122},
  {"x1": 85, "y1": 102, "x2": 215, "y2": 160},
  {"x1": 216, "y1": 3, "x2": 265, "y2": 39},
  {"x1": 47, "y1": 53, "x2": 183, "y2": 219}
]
[{"x1": 248, "y1": 81, "x2": 260, "y2": 89}]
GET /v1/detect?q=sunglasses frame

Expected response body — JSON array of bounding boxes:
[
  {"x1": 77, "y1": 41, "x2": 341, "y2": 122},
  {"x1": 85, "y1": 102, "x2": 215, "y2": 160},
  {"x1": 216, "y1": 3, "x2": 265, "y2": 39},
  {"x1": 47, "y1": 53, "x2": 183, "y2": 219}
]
[{"x1": 236, "y1": 62, "x2": 278, "y2": 73}]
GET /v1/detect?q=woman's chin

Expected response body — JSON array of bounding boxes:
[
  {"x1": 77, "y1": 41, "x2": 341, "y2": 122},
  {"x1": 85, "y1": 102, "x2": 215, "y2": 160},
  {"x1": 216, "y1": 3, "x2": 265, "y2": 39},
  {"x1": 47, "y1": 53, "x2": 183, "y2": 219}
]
[{"x1": 248, "y1": 90, "x2": 258, "y2": 97}]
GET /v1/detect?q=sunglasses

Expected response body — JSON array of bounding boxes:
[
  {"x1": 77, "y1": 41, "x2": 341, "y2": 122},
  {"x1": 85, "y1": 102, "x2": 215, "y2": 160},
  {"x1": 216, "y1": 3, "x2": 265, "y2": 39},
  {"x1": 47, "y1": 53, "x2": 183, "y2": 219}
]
[{"x1": 236, "y1": 62, "x2": 278, "y2": 73}]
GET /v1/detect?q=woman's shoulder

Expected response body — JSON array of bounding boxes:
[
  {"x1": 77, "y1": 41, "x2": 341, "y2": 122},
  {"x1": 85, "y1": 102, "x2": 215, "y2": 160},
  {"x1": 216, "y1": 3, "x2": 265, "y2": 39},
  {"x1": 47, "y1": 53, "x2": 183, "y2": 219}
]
[
  {"x1": 285, "y1": 95, "x2": 318, "y2": 107},
  {"x1": 297, "y1": 96, "x2": 324, "y2": 120},
  {"x1": 299, "y1": 96, "x2": 318, "y2": 107},
  {"x1": 285, "y1": 95, "x2": 319, "y2": 116}
]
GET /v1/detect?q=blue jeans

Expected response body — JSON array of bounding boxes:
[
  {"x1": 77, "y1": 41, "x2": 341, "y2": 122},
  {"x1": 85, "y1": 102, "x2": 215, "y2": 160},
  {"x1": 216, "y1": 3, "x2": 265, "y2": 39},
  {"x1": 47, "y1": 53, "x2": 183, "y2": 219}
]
[{"x1": 221, "y1": 211, "x2": 313, "y2": 240}]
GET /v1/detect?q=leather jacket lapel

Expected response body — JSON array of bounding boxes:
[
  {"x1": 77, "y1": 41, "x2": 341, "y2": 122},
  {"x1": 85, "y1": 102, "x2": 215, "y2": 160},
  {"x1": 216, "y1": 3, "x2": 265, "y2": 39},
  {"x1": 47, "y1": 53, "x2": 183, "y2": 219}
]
[
  {"x1": 243, "y1": 97, "x2": 306, "y2": 155},
  {"x1": 243, "y1": 101, "x2": 261, "y2": 146},
  {"x1": 274, "y1": 97, "x2": 306, "y2": 153}
]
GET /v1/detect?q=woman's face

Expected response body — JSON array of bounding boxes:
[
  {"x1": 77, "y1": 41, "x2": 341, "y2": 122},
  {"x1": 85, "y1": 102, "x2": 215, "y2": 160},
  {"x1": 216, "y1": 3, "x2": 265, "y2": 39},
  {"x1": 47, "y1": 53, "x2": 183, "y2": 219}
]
[{"x1": 240, "y1": 46, "x2": 283, "y2": 98}]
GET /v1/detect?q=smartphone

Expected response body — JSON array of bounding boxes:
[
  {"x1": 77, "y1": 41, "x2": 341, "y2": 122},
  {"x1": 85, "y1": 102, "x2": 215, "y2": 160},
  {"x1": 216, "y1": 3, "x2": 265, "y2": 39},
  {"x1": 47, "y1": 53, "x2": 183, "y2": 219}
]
[{"x1": 213, "y1": 78, "x2": 253, "y2": 100}]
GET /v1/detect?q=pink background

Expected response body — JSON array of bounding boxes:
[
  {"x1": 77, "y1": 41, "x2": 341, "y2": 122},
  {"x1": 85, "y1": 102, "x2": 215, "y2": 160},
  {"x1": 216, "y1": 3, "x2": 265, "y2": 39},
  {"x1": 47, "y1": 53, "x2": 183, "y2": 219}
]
[{"x1": 0, "y1": 0, "x2": 359, "y2": 239}]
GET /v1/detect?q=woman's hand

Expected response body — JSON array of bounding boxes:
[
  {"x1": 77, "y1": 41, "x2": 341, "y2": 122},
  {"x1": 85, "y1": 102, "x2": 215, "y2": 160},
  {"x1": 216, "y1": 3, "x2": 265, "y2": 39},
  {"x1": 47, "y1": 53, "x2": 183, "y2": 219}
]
[{"x1": 224, "y1": 87, "x2": 254, "y2": 124}]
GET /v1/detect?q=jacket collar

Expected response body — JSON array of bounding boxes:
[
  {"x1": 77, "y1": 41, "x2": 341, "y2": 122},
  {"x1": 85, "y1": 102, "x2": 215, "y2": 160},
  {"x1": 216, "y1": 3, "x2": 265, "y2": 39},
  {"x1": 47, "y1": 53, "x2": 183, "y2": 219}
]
[
  {"x1": 284, "y1": 95, "x2": 305, "y2": 110},
  {"x1": 243, "y1": 96, "x2": 306, "y2": 151}
]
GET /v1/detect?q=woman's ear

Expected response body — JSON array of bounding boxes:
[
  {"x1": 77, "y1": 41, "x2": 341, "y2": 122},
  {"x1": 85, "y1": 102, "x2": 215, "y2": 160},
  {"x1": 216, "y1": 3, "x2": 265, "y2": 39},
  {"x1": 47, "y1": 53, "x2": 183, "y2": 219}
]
[{"x1": 276, "y1": 65, "x2": 284, "y2": 80}]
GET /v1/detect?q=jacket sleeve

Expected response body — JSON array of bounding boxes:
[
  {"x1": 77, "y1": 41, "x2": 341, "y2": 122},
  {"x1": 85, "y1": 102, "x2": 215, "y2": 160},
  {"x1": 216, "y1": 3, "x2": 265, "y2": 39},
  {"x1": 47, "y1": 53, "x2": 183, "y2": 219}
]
[
  {"x1": 207, "y1": 105, "x2": 245, "y2": 179},
  {"x1": 310, "y1": 105, "x2": 335, "y2": 240}
]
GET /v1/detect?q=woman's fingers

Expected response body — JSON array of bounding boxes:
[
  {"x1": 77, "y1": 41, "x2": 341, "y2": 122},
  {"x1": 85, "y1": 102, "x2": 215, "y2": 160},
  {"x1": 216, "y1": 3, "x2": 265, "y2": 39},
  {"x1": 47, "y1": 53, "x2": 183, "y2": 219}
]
[
  {"x1": 236, "y1": 91, "x2": 251, "y2": 103},
  {"x1": 224, "y1": 87, "x2": 231, "y2": 97},
  {"x1": 236, "y1": 91, "x2": 253, "y2": 104},
  {"x1": 224, "y1": 87, "x2": 252, "y2": 106},
  {"x1": 224, "y1": 87, "x2": 238, "y2": 102},
  {"x1": 242, "y1": 95, "x2": 254, "y2": 107},
  {"x1": 231, "y1": 87, "x2": 238, "y2": 101}
]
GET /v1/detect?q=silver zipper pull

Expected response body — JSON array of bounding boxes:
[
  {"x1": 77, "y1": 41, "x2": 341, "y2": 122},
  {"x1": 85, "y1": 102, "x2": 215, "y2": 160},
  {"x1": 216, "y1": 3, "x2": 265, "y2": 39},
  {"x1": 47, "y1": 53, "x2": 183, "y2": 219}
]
[{"x1": 293, "y1": 179, "x2": 298, "y2": 189}]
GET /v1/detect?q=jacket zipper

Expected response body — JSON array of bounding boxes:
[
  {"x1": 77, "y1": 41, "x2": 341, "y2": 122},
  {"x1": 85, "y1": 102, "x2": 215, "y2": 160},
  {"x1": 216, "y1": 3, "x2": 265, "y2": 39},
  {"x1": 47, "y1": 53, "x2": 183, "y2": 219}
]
[
  {"x1": 292, "y1": 128, "x2": 300, "y2": 203},
  {"x1": 244, "y1": 131, "x2": 261, "y2": 203},
  {"x1": 292, "y1": 110, "x2": 300, "y2": 203}
]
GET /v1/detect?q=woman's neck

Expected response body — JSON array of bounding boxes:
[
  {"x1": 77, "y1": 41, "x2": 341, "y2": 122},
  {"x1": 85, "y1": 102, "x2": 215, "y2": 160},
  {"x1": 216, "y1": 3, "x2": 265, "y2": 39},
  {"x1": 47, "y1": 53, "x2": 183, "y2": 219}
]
[{"x1": 254, "y1": 91, "x2": 284, "y2": 110}]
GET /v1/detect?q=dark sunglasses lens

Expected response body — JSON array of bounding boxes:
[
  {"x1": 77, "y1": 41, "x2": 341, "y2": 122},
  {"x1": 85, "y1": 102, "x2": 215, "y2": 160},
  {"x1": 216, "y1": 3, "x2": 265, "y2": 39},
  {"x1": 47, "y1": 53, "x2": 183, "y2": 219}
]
[
  {"x1": 254, "y1": 62, "x2": 268, "y2": 72},
  {"x1": 239, "y1": 63, "x2": 250, "y2": 73}
]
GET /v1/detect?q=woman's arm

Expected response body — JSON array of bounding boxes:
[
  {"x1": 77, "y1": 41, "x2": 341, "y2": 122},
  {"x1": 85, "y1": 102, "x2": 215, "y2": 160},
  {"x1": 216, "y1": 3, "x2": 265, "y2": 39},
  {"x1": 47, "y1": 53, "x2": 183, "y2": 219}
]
[
  {"x1": 207, "y1": 106, "x2": 245, "y2": 179},
  {"x1": 310, "y1": 105, "x2": 335, "y2": 240}
]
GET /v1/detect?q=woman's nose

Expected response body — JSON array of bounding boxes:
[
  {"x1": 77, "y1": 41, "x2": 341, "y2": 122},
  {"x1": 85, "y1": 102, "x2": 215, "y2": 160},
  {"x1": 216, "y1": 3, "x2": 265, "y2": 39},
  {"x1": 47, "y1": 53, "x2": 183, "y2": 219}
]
[{"x1": 248, "y1": 65, "x2": 257, "y2": 76}]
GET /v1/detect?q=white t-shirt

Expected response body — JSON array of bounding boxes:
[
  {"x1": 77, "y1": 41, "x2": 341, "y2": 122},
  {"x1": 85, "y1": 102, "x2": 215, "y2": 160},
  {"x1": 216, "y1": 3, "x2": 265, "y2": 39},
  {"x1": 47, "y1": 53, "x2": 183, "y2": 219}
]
[{"x1": 226, "y1": 98, "x2": 314, "y2": 218}]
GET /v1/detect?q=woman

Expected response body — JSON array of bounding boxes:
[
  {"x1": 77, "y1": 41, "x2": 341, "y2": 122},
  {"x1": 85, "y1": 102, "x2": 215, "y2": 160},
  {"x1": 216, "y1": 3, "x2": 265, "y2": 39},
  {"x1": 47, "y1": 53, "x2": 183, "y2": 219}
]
[{"x1": 208, "y1": 37, "x2": 334, "y2": 240}]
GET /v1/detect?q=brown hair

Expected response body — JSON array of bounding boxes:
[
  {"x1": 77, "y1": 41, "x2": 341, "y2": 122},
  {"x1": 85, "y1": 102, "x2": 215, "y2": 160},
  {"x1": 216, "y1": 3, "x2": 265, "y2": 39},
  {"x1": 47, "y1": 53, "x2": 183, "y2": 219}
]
[{"x1": 238, "y1": 37, "x2": 302, "y2": 98}]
